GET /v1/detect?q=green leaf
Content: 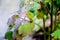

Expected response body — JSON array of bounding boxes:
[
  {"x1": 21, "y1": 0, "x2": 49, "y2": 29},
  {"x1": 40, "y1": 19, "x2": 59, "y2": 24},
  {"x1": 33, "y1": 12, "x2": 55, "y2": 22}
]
[
  {"x1": 57, "y1": 22, "x2": 60, "y2": 28},
  {"x1": 5, "y1": 31, "x2": 13, "y2": 40},
  {"x1": 53, "y1": 5, "x2": 57, "y2": 15},
  {"x1": 44, "y1": 0, "x2": 50, "y2": 2},
  {"x1": 9, "y1": 22, "x2": 15, "y2": 27},
  {"x1": 9, "y1": 22, "x2": 15, "y2": 29},
  {"x1": 33, "y1": 24, "x2": 40, "y2": 32},
  {"x1": 13, "y1": 15, "x2": 19, "y2": 19},
  {"x1": 51, "y1": 29, "x2": 60, "y2": 39},
  {"x1": 29, "y1": 8, "x2": 35, "y2": 13},
  {"x1": 18, "y1": 23, "x2": 34, "y2": 35},
  {"x1": 29, "y1": 2, "x2": 40, "y2": 16},
  {"x1": 56, "y1": 0, "x2": 60, "y2": 6},
  {"x1": 34, "y1": 17, "x2": 41, "y2": 24},
  {"x1": 37, "y1": 11, "x2": 44, "y2": 19},
  {"x1": 44, "y1": 15, "x2": 47, "y2": 19},
  {"x1": 34, "y1": 0, "x2": 42, "y2": 2},
  {"x1": 33, "y1": 2, "x2": 40, "y2": 10},
  {"x1": 26, "y1": 11, "x2": 34, "y2": 19}
]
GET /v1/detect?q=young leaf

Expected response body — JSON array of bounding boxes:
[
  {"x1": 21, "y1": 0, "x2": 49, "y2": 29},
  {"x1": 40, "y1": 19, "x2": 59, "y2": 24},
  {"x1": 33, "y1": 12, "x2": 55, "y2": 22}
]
[
  {"x1": 56, "y1": 0, "x2": 60, "y2": 6},
  {"x1": 51, "y1": 29, "x2": 60, "y2": 39},
  {"x1": 18, "y1": 22, "x2": 34, "y2": 36},
  {"x1": 13, "y1": 15, "x2": 19, "y2": 20},
  {"x1": 26, "y1": 11, "x2": 34, "y2": 19}
]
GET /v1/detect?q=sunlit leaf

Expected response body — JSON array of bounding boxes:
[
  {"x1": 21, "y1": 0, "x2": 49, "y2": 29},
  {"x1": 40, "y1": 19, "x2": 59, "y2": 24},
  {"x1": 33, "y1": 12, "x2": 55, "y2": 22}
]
[
  {"x1": 13, "y1": 15, "x2": 19, "y2": 19},
  {"x1": 34, "y1": 0, "x2": 42, "y2": 2},
  {"x1": 26, "y1": 11, "x2": 34, "y2": 19},
  {"x1": 51, "y1": 29, "x2": 60, "y2": 39},
  {"x1": 33, "y1": 2, "x2": 40, "y2": 10},
  {"x1": 18, "y1": 22, "x2": 34, "y2": 36},
  {"x1": 34, "y1": 17, "x2": 43, "y2": 27},
  {"x1": 34, "y1": 17, "x2": 41, "y2": 24},
  {"x1": 44, "y1": 0, "x2": 50, "y2": 2},
  {"x1": 33, "y1": 24, "x2": 40, "y2": 32}
]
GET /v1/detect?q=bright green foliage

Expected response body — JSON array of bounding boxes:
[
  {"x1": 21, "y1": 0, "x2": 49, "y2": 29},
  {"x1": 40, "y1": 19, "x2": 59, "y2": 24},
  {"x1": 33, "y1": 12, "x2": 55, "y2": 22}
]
[
  {"x1": 44, "y1": 0, "x2": 50, "y2": 3},
  {"x1": 51, "y1": 22, "x2": 60, "y2": 39},
  {"x1": 33, "y1": 24, "x2": 40, "y2": 32},
  {"x1": 57, "y1": 22, "x2": 60, "y2": 28},
  {"x1": 33, "y1": 2, "x2": 40, "y2": 10},
  {"x1": 5, "y1": 31, "x2": 13, "y2": 40},
  {"x1": 13, "y1": 15, "x2": 19, "y2": 19},
  {"x1": 34, "y1": 0, "x2": 42, "y2": 2},
  {"x1": 51, "y1": 29, "x2": 60, "y2": 39},
  {"x1": 29, "y1": 2, "x2": 40, "y2": 16},
  {"x1": 34, "y1": 17, "x2": 41, "y2": 24},
  {"x1": 5, "y1": 0, "x2": 60, "y2": 39},
  {"x1": 18, "y1": 22, "x2": 34, "y2": 35},
  {"x1": 44, "y1": 15, "x2": 47, "y2": 19},
  {"x1": 26, "y1": 11, "x2": 34, "y2": 19}
]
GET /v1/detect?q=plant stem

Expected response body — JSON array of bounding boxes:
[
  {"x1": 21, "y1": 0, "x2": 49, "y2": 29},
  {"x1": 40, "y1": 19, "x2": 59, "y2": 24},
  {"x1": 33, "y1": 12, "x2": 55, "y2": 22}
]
[
  {"x1": 43, "y1": 18, "x2": 46, "y2": 40},
  {"x1": 50, "y1": 0, "x2": 53, "y2": 40},
  {"x1": 54, "y1": 9, "x2": 57, "y2": 31}
]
